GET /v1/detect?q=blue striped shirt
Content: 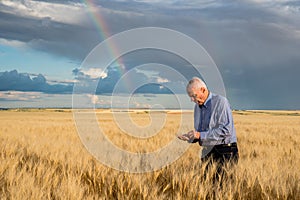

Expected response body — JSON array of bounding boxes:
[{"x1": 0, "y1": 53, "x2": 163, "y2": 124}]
[{"x1": 194, "y1": 92, "x2": 237, "y2": 146}]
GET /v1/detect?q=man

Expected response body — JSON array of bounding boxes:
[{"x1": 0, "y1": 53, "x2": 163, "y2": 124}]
[{"x1": 178, "y1": 77, "x2": 239, "y2": 179}]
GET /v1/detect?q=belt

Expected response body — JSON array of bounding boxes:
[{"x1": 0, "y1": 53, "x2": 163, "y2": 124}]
[
  {"x1": 216, "y1": 142, "x2": 237, "y2": 147},
  {"x1": 203, "y1": 142, "x2": 237, "y2": 149}
]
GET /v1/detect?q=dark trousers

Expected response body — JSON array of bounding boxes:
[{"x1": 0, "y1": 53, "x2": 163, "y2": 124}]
[{"x1": 201, "y1": 143, "x2": 239, "y2": 183}]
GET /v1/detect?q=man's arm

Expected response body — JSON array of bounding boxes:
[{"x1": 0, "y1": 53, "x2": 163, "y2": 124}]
[{"x1": 200, "y1": 98, "x2": 233, "y2": 145}]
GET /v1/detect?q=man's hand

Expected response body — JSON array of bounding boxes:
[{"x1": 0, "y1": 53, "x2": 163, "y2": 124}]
[{"x1": 177, "y1": 130, "x2": 200, "y2": 143}]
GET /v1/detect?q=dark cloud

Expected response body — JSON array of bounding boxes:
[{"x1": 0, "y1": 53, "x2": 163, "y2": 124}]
[
  {"x1": 0, "y1": 8, "x2": 98, "y2": 61},
  {"x1": 73, "y1": 66, "x2": 175, "y2": 94},
  {"x1": 0, "y1": 70, "x2": 73, "y2": 93},
  {"x1": 31, "y1": 0, "x2": 81, "y2": 3},
  {"x1": 120, "y1": 49, "x2": 201, "y2": 80},
  {"x1": 1, "y1": 0, "x2": 299, "y2": 66},
  {"x1": 223, "y1": 57, "x2": 300, "y2": 110},
  {"x1": 1, "y1": 0, "x2": 300, "y2": 109}
]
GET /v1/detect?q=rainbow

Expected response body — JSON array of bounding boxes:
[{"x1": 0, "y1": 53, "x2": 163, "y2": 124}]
[{"x1": 82, "y1": 0, "x2": 128, "y2": 82}]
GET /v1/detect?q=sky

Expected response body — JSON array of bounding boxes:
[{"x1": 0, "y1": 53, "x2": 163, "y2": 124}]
[{"x1": 0, "y1": 0, "x2": 300, "y2": 109}]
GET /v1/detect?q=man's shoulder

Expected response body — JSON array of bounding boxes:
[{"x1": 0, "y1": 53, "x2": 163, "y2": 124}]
[
  {"x1": 211, "y1": 93, "x2": 227, "y2": 102},
  {"x1": 211, "y1": 93, "x2": 230, "y2": 109}
]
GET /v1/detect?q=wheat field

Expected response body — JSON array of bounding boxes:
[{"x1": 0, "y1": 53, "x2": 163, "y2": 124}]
[{"x1": 0, "y1": 109, "x2": 299, "y2": 199}]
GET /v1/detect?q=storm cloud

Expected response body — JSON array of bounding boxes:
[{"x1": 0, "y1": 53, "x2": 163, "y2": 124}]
[
  {"x1": 72, "y1": 66, "x2": 181, "y2": 94},
  {"x1": 0, "y1": 70, "x2": 73, "y2": 93},
  {"x1": 0, "y1": 0, "x2": 300, "y2": 109}
]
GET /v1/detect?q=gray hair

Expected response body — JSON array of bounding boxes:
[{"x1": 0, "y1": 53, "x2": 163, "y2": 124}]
[{"x1": 187, "y1": 77, "x2": 207, "y2": 90}]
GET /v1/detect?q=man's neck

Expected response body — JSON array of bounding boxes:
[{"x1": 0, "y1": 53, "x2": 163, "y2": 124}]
[{"x1": 204, "y1": 90, "x2": 210, "y2": 102}]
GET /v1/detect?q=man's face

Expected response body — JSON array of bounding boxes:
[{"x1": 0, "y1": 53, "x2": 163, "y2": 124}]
[{"x1": 187, "y1": 87, "x2": 206, "y2": 105}]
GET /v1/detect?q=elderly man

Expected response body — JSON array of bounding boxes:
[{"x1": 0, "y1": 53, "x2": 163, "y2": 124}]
[{"x1": 178, "y1": 77, "x2": 239, "y2": 178}]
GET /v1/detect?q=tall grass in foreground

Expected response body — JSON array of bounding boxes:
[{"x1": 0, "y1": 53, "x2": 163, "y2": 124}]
[{"x1": 0, "y1": 110, "x2": 299, "y2": 199}]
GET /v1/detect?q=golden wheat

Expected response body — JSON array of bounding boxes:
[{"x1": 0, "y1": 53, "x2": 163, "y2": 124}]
[{"x1": 0, "y1": 109, "x2": 299, "y2": 199}]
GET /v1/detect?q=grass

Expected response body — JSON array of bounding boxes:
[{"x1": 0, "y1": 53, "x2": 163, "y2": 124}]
[{"x1": 0, "y1": 109, "x2": 299, "y2": 199}]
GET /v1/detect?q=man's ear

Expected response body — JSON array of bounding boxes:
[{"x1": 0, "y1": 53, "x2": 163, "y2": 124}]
[{"x1": 200, "y1": 87, "x2": 206, "y2": 93}]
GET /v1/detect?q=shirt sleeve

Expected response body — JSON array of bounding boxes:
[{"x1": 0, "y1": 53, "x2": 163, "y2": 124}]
[{"x1": 200, "y1": 98, "x2": 233, "y2": 145}]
